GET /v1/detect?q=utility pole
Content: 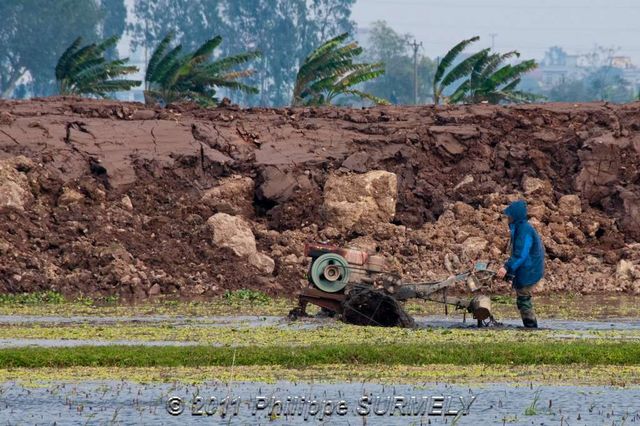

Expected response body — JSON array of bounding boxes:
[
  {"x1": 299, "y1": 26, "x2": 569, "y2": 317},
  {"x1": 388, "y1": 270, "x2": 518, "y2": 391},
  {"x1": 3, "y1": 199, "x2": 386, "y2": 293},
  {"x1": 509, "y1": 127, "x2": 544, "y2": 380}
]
[
  {"x1": 489, "y1": 33, "x2": 498, "y2": 50},
  {"x1": 408, "y1": 39, "x2": 422, "y2": 105},
  {"x1": 144, "y1": 18, "x2": 149, "y2": 91}
]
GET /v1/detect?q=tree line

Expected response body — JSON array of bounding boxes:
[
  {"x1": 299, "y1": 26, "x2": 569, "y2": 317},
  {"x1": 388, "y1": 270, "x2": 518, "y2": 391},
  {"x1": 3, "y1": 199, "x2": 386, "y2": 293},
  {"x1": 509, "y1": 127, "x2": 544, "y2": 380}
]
[{"x1": 1, "y1": 0, "x2": 540, "y2": 107}]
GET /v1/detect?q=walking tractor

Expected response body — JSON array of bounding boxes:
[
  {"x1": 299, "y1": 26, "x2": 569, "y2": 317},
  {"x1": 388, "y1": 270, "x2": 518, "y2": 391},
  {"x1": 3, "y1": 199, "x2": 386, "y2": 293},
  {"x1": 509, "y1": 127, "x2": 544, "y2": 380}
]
[{"x1": 288, "y1": 243, "x2": 499, "y2": 327}]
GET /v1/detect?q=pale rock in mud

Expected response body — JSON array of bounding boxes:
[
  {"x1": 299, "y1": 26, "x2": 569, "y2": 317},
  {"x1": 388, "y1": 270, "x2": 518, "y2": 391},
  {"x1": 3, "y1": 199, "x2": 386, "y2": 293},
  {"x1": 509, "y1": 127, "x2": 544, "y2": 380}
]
[
  {"x1": 322, "y1": 170, "x2": 397, "y2": 229},
  {"x1": 616, "y1": 260, "x2": 637, "y2": 282},
  {"x1": 201, "y1": 176, "x2": 254, "y2": 216},
  {"x1": 436, "y1": 209, "x2": 456, "y2": 227},
  {"x1": 206, "y1": 212, "x2": 275, "y2": 275},
  {"x1": 120, "y1": 195, "x2": 133, "y2": 211},
  {"x1": 522, "y1": 176, "x2": 551, "y2": 195},
  {"x1": 0, "y1": 111, "x2": 14, "y2": 125},
  {"x1": 461, "y1": 236, "x2": 489, "y2": 260},
  {"x1": 348, "y1": 235, "x2": 378, "y2": 253},
  {"x1": 207, "y1": 213, "x2": 257, "y2": 257},
  {"x1": 57, "y1": 187, "x2": 85, "y2": 206},
  {"x1": 248, "y1": 252, "x2": 275, "y2": 274},
  {"x1": 453, "y1": 174, "x2": 474, "y2": 191},
  {"x1": 452, "y1": 201, "x2": 475, "y2": 219},
  {"x1": 558, "y1": 194, "x2": 582, "y2": 216},
  {"x1": 282, "y1": 254, "x2": 299, "y2": 264},
  {"x1": 0, "y1": 238, "x2": 10, "y2": 254},
  {"x1": 0, "y1": 156, "x2": 34, "y2": 210},
  {"x1": 527, "y1": 203, "x2": 546, "y2": 220},
  {"x1": 320, "y1": 226, "x2": 340, "y2": 239}
]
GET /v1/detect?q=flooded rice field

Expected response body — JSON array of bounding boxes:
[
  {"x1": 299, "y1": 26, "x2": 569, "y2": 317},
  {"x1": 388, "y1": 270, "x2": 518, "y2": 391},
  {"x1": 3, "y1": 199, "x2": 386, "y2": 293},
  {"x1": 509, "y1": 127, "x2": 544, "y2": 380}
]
[
  {"x1": 2, "y1": 380, "x2": 638, "y2": 425},
  {"x1": 1, "y1": 313, "x2": 640, "y2": 347},
  {"x1": 0, "y1": 314, "x2": 285, "y2": 327},
  {"x1": 2, "y1": 314, "x2": 640, "y2": 330}
]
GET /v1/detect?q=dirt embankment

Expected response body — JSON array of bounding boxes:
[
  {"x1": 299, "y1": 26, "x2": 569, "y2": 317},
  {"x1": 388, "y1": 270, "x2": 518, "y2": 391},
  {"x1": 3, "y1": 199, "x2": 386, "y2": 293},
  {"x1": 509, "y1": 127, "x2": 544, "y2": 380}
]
[{"x1": 0, "y1": 97, "x2": 639, "y2": 299}]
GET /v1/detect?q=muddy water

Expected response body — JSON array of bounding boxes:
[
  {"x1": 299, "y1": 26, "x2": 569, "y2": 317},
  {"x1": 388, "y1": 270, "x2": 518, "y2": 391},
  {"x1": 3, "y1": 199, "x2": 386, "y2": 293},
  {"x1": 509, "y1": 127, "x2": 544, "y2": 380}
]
[
  {"x1": 0, "y1": 314, "x2": 284, "y2": 326},
  {"x1": 0, "y1": 338, "x2": 201, "y2": 348},
  {"x1": 2, "y1": 314, "x2": 640, "y2": 330},
  {"x1": 1, "y1": 314, "x2": 640, "y2": 348},
  {"x1": 2, "y1": 380, "x2": 638, "y2": 425},
  {"x1": 413, "y1": 315, "x2": 640, "y2": 331}
]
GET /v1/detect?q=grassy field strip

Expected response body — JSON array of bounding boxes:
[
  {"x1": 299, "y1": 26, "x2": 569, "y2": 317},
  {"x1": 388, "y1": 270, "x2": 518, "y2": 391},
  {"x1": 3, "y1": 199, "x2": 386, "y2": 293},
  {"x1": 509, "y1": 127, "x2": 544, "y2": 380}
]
[
  {"x1": 0, "y1": 324, "x2": 638, "y2": 345},
  {"x1": 0, "y1": 364, "x2": 638, "y2": 386},
  {"x1": 0, "y1": 294, "x2": 638, "y2": 319},
  {"x1": 1, "y1": 342, "x2": 640, "y2": 368}
]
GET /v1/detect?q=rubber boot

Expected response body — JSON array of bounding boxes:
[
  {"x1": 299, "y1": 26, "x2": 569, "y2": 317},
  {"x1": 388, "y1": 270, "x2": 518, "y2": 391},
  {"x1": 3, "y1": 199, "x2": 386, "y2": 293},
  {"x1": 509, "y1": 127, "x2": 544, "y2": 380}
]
[{"x1": 516, "y1": 295, "x2": 538, "y2": 328}]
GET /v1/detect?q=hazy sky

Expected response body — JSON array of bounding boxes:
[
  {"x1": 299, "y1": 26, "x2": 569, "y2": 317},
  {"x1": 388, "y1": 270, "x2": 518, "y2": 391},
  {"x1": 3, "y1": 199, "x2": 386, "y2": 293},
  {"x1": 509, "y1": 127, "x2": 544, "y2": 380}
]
[{"x1": 351, "y1": 0, "x2": 640, "y2": 63}]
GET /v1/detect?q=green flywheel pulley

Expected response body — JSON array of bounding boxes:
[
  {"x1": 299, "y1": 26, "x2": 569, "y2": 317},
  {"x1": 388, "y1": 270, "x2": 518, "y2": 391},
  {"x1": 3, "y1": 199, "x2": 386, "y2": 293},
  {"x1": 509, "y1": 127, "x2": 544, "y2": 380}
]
[{"x1": 310, "y1": 253, "x2": 350, "y2": 293}]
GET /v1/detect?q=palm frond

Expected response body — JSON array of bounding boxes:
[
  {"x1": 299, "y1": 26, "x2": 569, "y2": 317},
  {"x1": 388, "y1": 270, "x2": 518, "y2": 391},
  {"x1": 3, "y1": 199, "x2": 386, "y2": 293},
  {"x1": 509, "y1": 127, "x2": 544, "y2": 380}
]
[
  {"x1": 217, "y1": 70, "x2": 256, "y2": 80},
  {"x1": 440, "y1": 48, "x2": 490, "y2": 87},
  {"x1": 296, "y1": 40, "x2": 361, "y2": 87},
  {"x1": 306, "y1": 32, "x2": 350, "y2": 63},
  {"x1": 434, "y1": 36, "x2": 480, "y2": 84},
  {"x1": 497, "y1": 59, "x2": 537, "y2": 85},
  {"x1": 143, "y1": 33, "x2": 259, "y2": 106},
  {"x1": 55, "y1": 36, "x2": 140, "y2": 97},
  {"x1": 500, "y1": 78, "x2": 521, "y2": 92},
  {"x1": 149, "y1": 44, "x2": 184, "y2": 83},
  {"x1": 334, "y1": 64, "x2": 385, "y2": 90},
  {"x1": 146, "y1": 32, "x2": 174, "y2": 82},
  {"x1": 478, "y1": 51, "x2": 518, "y2": 84},
  {"x1": 448, "y1": 80, "x2": 471, "y2": 104},
  {"x1": 190, "y1": 36, "x2": 223, "y2": 64},
  {"x1": 292, "y1": 33, "x2": 383, "y2": 106},
  {"x1": 207, "y1": 80, "x2": 259, "y2": 94},
  {"x1": 205, "y1": 51, "x2": 262, "y2": 73},
  {"x1": 55, "y1": 37, "x2": 83, "y2": 80},
  {"x1": 94, "y1": 36, "x2": 119, "y2": 55}
]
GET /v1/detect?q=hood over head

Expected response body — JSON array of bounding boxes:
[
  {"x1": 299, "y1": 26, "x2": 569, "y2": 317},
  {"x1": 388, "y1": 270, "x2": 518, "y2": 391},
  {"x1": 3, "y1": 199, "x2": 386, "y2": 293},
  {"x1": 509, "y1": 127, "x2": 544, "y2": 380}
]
[{"x1": 504, "y1": 199, "x2": 528, "y2": 223}]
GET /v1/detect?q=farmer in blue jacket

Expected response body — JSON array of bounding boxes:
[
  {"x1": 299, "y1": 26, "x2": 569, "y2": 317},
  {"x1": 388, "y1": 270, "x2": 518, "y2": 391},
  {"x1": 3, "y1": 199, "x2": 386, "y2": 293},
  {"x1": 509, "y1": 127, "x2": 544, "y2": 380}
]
[{"x1": 496, "y1": 200, "x2": 545, "y2": 328}]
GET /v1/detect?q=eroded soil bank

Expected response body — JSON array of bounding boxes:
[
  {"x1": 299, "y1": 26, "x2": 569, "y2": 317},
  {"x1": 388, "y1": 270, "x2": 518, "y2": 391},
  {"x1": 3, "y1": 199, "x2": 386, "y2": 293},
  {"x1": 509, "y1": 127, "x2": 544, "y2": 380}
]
[{"x1": 0, "y1": 98, "x2": 639, "y2": 299}]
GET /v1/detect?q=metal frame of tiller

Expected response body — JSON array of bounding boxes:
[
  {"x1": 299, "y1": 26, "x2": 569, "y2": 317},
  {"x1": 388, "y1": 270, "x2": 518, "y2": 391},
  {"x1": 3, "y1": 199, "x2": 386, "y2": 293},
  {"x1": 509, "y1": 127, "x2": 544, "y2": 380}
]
[{"x1": 289, "y1": 243, "x2": 498, "y2": 327}]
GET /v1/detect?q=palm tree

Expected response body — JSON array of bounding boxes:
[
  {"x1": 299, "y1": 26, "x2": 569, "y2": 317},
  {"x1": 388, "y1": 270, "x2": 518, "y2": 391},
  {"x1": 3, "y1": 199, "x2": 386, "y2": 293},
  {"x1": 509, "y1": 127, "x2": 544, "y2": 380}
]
[
  {"x1": 292, "y1": 32, "x2": 388, "y2": 106},
  {"x1": 432, "y1": 36, "x2": 486, "y2": 105},
  {"x1": 144, "y1": 32, "x2": 261, "y2": 107},
  {"x1": 55, "y1": 36, "x2": 139, "y2": 97},
  {"x1": 449, "y1": 51, "x2": 539, "y2": 104}
]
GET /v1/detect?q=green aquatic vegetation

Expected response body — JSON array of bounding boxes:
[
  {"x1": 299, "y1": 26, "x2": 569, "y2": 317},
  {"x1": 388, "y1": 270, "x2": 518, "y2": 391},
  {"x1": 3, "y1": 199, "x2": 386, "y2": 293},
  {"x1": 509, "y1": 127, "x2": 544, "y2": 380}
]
[
  {"x1": 222, "y1": 289, "x2": 271, "y2": 306},
  {"x1": 97, "y1": 295, "x2": 120, "y2": 306},
  {"x1": 0, "y1": 293, "x2": 638, "y2": 322},
  {"x1": 1, "y1": 323, "x2": 639, "y2": 347},
  {"x1": 1, "y1": 341, "x2": 640, "y2": 368},
  {"x1": 0, "y1": 291, "x2": 65, "y2": 305},
  {"x1": 74, "y1": 294, "x2": 96, "y2": 307},
  {"x1": 524, "y1": 388, "x2": 541, "y2": 415},
  {"x1": 491, "y1": 295, "x2": 515, "y2": 305},
  {"x1": 0, "y1": 297, "x2": 294, "y2": 317},
  {"x1": 2, "y1": 364, "x2": 640, "y2": 386}
]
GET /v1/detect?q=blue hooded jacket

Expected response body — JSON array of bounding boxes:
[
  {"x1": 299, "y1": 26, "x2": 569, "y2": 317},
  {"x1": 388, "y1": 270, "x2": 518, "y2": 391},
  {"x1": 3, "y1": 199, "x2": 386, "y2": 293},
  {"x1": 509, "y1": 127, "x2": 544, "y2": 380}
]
[{"x1": 503, "y1": 200, "x2": 545, "y2": 288}]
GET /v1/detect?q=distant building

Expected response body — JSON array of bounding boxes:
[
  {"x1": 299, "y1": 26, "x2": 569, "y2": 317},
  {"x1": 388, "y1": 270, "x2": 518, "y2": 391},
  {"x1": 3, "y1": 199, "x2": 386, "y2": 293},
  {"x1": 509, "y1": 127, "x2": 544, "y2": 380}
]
[
  {"x1": 538, "y1": 46, "x2": 587, "y2": 87},
  {"x1": 535, "y1": 47, "x2": 640, "y2": 96},
  {"x1": 611, "y1": 56, "x2": 633, "y2": 69}
]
